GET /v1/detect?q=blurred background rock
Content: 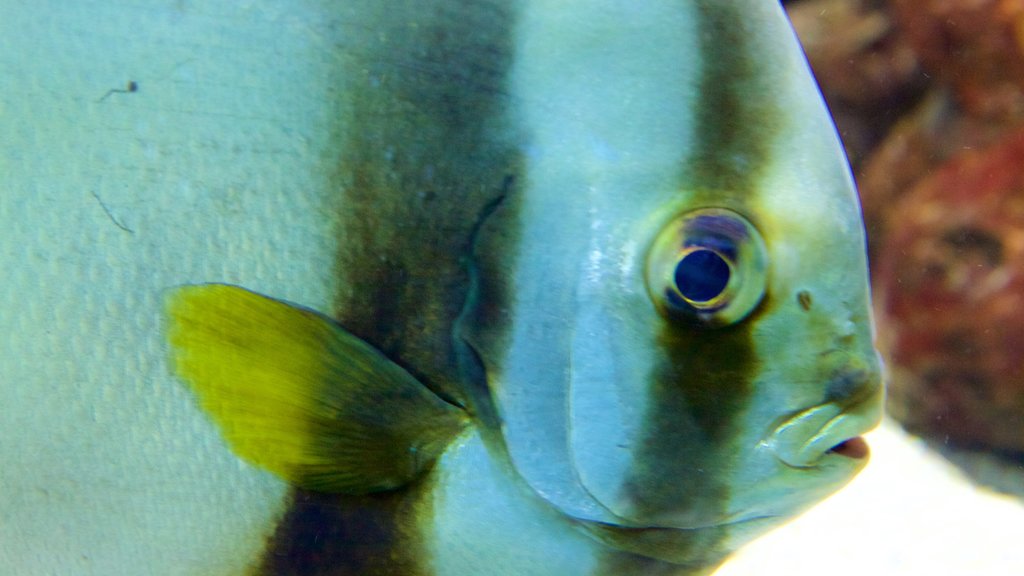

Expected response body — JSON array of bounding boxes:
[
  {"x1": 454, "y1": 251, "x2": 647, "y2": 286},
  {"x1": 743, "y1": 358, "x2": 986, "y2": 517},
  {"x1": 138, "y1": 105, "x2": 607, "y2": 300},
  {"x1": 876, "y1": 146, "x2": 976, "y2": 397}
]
[{"x1": 785, "y1": 0, "x2": 1024, "y2": 493}]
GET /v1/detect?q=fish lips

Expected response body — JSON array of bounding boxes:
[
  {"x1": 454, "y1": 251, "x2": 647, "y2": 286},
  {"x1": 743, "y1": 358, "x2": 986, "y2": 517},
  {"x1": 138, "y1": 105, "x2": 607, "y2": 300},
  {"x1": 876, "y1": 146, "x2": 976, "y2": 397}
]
[{"x1": 765, "y1": 384, "x2": 884, "y2": 469}]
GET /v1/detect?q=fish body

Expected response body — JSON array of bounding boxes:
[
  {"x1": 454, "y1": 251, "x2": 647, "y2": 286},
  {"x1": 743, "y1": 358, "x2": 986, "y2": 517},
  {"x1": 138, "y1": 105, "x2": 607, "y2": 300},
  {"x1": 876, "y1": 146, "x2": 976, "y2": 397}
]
[{"x1": 166, "y1": 1, "x2": 883, "y2": 575}]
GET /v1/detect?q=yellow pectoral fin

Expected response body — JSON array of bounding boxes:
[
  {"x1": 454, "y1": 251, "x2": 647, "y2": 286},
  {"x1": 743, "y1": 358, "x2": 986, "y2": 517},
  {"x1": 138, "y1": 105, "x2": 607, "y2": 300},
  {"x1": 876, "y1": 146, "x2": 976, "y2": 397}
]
[{"x1": 165, "y1": 284, "x2": 467, "y2": 494}]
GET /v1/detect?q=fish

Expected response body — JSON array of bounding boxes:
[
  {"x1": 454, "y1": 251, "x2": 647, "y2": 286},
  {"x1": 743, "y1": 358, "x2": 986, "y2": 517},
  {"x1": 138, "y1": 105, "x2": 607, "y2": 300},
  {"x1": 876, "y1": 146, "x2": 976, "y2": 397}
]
[{"x1": 164, "y1": 1, "x2": 884, "y2": 575}]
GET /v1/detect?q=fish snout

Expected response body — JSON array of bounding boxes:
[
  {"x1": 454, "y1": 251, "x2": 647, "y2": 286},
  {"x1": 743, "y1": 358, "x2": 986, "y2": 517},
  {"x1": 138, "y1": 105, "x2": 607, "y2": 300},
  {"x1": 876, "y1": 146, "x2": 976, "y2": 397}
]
[{"x1": 766, "y1": 363, "x2": 884, "y2": 468}]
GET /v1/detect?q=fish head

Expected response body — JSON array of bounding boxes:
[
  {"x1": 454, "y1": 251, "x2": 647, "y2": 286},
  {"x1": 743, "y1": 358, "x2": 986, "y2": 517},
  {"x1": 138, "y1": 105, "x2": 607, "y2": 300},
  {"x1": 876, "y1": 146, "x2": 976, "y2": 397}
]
[
  {"x1": 459, "y1": 0, "x2": 883, "y2": 560},
  {"x1": 607, "y1": 196, "x2": 883, "y2": 530},
  {"x1": 650, "y1": 201, "x2": 882, "y2": 504},
  {"x1": 467, "y1": 188, "x2": 883, "y2": 536}
]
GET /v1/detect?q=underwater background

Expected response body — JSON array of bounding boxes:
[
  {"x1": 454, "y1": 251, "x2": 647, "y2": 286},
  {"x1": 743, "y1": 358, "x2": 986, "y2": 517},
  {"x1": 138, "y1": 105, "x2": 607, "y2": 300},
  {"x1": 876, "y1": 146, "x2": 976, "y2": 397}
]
[{"x1": 2, "y1": 1, "x2": 1023, "y2": 574}]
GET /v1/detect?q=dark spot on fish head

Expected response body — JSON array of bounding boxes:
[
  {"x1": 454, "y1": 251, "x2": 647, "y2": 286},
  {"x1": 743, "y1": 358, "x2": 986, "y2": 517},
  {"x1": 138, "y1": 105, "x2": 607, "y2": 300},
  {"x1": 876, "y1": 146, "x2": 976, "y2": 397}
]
[
  {"x1": 797, "y1": 290, "x2": 812, "y2": 311},
  {"x1": 823, "y1": 358, "x2": 877, "y2": 404}
]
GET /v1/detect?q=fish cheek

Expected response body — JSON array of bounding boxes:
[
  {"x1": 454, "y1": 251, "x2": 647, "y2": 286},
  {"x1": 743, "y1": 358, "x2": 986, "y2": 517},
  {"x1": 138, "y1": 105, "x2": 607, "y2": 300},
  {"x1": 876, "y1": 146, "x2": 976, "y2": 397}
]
[{"x1": 622, "y1": 316, "x2": 758, "y2": 524}]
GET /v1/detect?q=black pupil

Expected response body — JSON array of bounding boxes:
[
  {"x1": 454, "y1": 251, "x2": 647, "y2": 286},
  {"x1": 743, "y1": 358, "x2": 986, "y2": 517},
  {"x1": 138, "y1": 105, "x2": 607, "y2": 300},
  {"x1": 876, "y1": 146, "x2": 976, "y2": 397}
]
[{"x1": 674, "y1": 249, "x2": 730, "y2": 303}]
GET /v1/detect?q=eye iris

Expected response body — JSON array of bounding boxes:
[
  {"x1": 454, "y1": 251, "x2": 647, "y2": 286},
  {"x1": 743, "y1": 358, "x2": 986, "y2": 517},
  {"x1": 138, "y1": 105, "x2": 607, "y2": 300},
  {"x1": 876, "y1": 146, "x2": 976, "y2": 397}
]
[{"x1": 674, "y1": 249, "x2": 730, "y2": 303}]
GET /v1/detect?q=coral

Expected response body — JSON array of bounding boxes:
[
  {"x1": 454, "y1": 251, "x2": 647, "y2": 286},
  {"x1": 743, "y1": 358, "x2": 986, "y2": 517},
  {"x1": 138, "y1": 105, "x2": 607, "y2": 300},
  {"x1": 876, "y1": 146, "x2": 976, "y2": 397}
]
[{"x1": 874, "y1": 127, "x2": 1024, "y2": 455}]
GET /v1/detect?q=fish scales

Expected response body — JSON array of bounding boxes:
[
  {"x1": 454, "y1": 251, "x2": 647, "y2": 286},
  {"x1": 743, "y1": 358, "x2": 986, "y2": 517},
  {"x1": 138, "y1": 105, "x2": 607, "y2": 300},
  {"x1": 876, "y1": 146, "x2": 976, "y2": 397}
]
[{"x1": 165, "y1": 1, "x2": 884, "y2": 575}]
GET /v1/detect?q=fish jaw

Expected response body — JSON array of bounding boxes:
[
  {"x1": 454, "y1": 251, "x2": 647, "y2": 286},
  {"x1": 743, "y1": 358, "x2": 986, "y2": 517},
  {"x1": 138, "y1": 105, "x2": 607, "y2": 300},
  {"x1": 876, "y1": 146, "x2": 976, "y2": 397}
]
[
  {"x1": 711, "y1": 371, "x2": 885, "y2": 530},
  {"x1": 766, "y1": 377, "x2": 884, "y2": 470}
]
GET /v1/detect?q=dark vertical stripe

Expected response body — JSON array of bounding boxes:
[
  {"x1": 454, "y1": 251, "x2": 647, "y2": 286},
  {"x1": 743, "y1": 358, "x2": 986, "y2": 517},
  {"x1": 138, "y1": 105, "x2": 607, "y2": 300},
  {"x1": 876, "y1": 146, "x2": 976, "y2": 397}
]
[
  {"x1": 330, "y1": 0, "x2": 522, "y2": 408},
  {"x1": 257, "y1": 479, "x2": 434, "y2": 576},
  {"x1": 629, "y1": 0, "x2": 784, "y2": 512},
  {"x1": 259, "y1": 1, "x2": 523, "y2": 574},
  {"x1": 597, "y1": 1, "x2": 785, "y2": 573},
  {"x1": 684, "y1": 1, "x2": 781, "y2": 196},
  {"x1": 589, "y1": 317, "x2": 762, "y2": 573}
]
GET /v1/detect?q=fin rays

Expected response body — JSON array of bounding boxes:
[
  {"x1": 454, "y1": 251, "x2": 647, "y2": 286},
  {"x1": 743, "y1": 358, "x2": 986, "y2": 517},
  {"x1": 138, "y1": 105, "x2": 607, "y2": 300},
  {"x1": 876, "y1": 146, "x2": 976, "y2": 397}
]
[{"x1": 166, "y1": 284, "x2": 467, "y2": 494}]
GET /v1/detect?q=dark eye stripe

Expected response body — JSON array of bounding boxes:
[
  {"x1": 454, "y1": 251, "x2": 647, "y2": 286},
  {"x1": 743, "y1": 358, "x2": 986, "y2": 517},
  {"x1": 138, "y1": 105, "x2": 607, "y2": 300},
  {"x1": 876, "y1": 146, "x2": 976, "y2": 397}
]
[
  {"x1": 597, "y1": 0, "x2": 783, "y2": 570},
  {"x1": 681, "y1": 3, "x2": 780, "y2": 194}
]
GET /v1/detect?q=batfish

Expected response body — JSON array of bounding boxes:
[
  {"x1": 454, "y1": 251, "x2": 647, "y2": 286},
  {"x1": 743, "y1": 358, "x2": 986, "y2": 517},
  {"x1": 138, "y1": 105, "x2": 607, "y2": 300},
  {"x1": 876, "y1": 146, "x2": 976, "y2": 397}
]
[{"x1": 166, "y1": 1, "x2": 883, "y2": 574}]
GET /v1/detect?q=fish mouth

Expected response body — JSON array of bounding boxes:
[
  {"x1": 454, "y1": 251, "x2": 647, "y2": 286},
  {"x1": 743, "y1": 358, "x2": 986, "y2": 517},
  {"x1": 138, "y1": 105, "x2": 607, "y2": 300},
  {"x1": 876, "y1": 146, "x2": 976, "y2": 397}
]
[
  {"x1": 766, "y1": 385, "x2": 883, "y2": 468},
  {"x1": 826, "y1": 435, "x2": 870, "y2": 459}
]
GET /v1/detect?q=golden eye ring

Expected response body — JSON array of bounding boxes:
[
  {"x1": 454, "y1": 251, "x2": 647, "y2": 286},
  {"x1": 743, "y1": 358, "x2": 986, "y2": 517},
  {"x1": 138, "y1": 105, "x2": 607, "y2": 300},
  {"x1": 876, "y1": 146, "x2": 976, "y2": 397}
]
[{"x1": 645, "y1": 207, "x2": 768, "y2": 328}]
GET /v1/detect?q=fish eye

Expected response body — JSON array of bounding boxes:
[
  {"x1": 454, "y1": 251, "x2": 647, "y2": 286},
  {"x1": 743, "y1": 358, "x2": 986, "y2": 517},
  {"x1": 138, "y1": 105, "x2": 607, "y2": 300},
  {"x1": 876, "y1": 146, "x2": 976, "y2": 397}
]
[{"x1": 646, "y1": 208, "x2": 768, "y2": 327}]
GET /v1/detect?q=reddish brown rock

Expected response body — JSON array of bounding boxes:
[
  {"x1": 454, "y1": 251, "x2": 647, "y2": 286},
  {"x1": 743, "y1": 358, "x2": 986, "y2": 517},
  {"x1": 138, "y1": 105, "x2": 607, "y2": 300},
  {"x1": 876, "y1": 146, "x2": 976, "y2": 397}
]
[
  {"x1": 874, "y1": 127, "x2": 1024, "y2": 455},
  {"x1": 889, "y1": 0, "x2": 1024, "y2": 120},
  {"x1": 790, "y1": 0, "x2": 1024, "y2": 469},
  {"x1": 857, "y1": 92, "x2": 1013, "y2": 258},
  {"x1": 809, "y1": 0, "x2": 1024, "y2": 256},
  {"x1": 787, "y1": 0, "x2": 925, "y2": 167}
]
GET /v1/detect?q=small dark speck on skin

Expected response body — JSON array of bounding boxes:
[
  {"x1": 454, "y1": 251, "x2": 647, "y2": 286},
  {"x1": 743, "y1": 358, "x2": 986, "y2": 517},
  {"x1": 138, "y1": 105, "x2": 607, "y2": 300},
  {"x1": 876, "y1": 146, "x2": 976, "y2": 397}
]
[
  {"x1": 97, "y1": 80, "x2": 139, "y2": 102},
  {"x1": 797, "y1": 290, "x2": 813, "y2": 311}
]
